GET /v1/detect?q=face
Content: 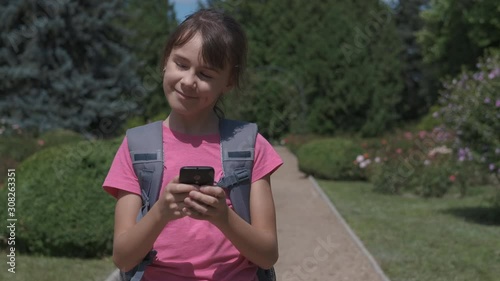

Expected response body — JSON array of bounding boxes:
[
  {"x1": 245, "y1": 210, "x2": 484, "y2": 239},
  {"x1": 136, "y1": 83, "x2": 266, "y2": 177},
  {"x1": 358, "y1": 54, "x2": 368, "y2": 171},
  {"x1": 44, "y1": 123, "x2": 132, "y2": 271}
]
[{"x1": 163, "y1": 33, "x2": 234, "y2": 118}]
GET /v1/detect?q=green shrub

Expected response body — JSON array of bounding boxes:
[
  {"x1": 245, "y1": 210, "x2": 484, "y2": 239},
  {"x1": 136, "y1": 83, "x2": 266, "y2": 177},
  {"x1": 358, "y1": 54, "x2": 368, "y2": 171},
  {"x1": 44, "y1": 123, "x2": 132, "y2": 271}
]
[
  {"x1": 416, "y1": 105, "x2": 442, "y2": 131},
  {"x1": 366, "y1": 128, "x2": 490, "y2": 198},
  {"x1": 282, "y1": 134, "x2": 324, "y2": 155},
  {"x1": 0, "y1": 129, "x2": 85, "y2": 187},
  {"x1": 297, "y1": 138, "x2": 364, "y2": 180},
  {"x1": 0, "y1": 138, "x2": 121, "y2": 258},
  {"x1": 370, "y1": 156, "x2": 456, "y2": 197},
  {"x1": 38, "y1": 129, "x2": 85, "y2": 148}
]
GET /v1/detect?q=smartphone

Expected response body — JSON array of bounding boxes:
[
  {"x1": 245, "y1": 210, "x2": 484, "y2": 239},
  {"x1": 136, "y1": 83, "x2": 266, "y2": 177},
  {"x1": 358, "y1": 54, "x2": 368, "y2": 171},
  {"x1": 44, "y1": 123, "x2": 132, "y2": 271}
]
[{"x1": 179, "y1": 166, "x2": 215, "y2": 186}]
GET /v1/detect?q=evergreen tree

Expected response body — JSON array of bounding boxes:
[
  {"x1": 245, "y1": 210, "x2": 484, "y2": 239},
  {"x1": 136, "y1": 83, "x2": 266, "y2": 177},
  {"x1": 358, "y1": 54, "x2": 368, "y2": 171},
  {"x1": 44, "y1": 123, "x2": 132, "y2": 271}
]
[
  {"x1": 211, "y1": 0, "x2": 404, "y2": 137},
  {"x1": 394, "y1": 0, "x2": 430, "y2": 120},
  {"x1": 0, "y1": 0, "x2": 142, "y2": 137},
  {"x1": 121, "y1": 0, "x2": 178, "y2": 122}
]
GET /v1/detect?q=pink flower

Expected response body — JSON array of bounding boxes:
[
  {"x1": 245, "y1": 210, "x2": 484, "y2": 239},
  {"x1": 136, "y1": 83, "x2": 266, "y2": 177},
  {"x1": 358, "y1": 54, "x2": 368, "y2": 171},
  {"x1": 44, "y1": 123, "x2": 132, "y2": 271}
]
[
  {"x1": 404, "y1": 132, "x2": 412, "y2": 140},
  {"x1": 396, "y1": 148, "x2": 402, "y2": 154},
  {"x1": 38, "y1": 139, "x2": 45, "y2": 146},
  {"x1": 449, "y1": 175, "x2": 456, "y2": 182},
  {"x1": 496, "y1": 100, "x2": 500, "y2": 107},
  {"x1": 418, "y1": 131, "x2": 427, "y2": 139}
]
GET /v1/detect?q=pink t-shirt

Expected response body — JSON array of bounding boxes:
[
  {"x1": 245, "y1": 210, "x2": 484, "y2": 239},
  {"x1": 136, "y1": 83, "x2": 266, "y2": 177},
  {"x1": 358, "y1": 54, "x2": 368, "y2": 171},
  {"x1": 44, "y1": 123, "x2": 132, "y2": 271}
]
[{"x1": 103, "y1": 124, "x2": 283, "y2": 281}]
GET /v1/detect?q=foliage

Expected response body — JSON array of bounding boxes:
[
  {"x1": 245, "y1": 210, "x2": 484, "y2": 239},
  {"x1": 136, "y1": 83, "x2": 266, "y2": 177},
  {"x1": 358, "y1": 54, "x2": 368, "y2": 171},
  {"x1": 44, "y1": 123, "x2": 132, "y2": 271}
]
[
  {"x1": 437, "y1": 49, "x2": 500, "y2": 206},
  {"x1": 0, "y1": 0, "x2": 142, "y2": 137},
  {"x1": 394, "y1": 0, "x2": 432, "y2": 120},
  {"x1": 361, "y1": 128, "x2": 488, "y2": 197},
  {"x1": 296, "y1": 138, "x2": 365, "y2": 180},
  {"x1": 417, "y1": 0, "x2": 500, "y2": 79},
  {"x1": 210, "y1": 0, "x2": 404, "y2": 138},
  {"x1": 281, "y1": 133, "x2": 324, "y2": 155},
  {"x1": 120, "y1": 0, "x2": 177, "y2": 125},
  {"x1": 0, "y1": 139, "x2": 120, "y2": 257},
  {"x1": 0, "y1": 129, "x2": 85, "y2": 186},
  {"x1": 415, "y1": 105, "x2": 442, "y2": 131},
  {"x1": 438, "y1": 49, "x2": 500, "y2": 184}
]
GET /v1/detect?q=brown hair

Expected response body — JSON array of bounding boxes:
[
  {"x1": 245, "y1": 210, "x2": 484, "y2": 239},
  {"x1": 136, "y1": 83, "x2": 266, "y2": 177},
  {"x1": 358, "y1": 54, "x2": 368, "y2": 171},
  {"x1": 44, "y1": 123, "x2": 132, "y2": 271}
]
[{"x1": 160, "y1": 8, "x2": 247, "y2": 89}]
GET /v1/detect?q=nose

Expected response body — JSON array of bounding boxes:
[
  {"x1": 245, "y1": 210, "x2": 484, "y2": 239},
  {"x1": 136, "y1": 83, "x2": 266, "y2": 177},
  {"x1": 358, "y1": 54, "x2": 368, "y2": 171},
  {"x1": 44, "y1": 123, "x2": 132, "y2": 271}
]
[{"x1": 181, "y1": 71, "x2": 197, "y2": 89}]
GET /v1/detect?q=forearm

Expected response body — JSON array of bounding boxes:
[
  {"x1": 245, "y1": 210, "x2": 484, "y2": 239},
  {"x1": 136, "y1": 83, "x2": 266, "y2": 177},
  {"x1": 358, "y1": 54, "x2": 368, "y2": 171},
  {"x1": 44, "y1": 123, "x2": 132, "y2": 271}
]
[
  {"x1": 215, "y1": 209, "x2": 278, "y2": 269},
  {"x1": 113, "y1": 205, "x2": 170, "y2": 272}
]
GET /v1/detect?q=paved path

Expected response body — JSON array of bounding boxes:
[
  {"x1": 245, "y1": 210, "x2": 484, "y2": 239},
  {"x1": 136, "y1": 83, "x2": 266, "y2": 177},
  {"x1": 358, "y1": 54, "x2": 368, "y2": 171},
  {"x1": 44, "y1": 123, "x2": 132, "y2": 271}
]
[{"x1": 272, "y1": 146, "x2": 389, "y2": 281}]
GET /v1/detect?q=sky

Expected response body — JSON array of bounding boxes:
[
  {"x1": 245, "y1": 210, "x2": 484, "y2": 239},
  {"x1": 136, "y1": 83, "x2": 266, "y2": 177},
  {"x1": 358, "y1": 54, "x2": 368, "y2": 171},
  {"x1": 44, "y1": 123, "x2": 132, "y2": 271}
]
[{"x1": 171, "y1": 0, "x2": 206, "y2": 22}]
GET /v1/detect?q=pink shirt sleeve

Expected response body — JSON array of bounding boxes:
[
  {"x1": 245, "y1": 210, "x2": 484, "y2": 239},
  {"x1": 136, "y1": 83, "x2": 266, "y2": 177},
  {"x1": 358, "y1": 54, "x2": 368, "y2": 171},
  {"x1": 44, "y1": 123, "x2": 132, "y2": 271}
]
[
  {"x1": 102, "y1": 137, "x2": 141, "y2": 198},
  {"x1": 251, "y1": 133, "x2": 283, "y2": 183},
  {"x1": 103, "y1": 133, "x2": 282, "y2": 197}
]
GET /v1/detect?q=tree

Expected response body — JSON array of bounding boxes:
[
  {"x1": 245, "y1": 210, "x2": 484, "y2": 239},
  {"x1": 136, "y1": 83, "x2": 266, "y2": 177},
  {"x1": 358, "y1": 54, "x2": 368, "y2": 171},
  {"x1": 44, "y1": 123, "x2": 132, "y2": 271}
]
[
  {"x1": 0, "y1": 0, "x2": 142, "y2": 137},
  {"x1": 394, "y1": 0, "x2": 431, "y2": 120},
  {"x1": 121, "y1": 0, "x2": 178, "y2": 123},
  {"x1": 417, "y1": 0, "x2": 500, "y2": 79},
  {"x1": 210, "y1": 0, "x2": 404, "y2": 138}
]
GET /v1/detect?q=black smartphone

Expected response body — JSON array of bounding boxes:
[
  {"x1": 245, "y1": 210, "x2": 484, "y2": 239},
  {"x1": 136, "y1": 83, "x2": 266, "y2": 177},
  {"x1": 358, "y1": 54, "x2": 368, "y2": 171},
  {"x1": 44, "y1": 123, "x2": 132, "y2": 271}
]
[{"x1": 179, "y1": 166, "x2": 215, "y2": 186}]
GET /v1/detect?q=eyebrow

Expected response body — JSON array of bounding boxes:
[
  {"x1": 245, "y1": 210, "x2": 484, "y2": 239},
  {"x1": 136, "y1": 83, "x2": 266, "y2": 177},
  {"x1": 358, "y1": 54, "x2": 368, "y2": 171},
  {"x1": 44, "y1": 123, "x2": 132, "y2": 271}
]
[{"x1": 172, "y1": 54, "x2": 220, "y2": 73}]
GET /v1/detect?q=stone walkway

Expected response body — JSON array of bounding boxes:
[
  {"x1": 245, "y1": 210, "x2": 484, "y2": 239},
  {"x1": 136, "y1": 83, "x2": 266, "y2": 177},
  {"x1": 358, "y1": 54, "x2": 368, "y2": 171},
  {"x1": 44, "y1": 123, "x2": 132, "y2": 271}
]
[{"x1": 272, "y1": 146, "x2": 389, "y2": 281}]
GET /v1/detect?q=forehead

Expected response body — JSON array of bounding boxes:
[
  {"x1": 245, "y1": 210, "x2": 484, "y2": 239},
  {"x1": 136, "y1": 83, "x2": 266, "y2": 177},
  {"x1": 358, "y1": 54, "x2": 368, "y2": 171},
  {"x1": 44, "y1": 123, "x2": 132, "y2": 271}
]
[{"x1": 172, "y1": 30, "x2": 228, "y2": 71}]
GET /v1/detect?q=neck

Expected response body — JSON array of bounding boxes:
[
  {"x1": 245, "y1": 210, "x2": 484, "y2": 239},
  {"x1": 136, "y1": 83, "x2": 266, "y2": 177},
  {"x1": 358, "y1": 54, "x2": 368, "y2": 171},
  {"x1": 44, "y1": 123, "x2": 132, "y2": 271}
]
[{"x1": 165, "y1": 111, "x2": 220, "y2": 135}]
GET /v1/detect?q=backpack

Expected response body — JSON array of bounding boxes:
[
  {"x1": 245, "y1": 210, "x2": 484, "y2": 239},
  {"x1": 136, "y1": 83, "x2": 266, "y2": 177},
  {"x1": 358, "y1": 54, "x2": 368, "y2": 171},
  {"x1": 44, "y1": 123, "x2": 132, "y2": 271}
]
[{"x1": 121, "y1": 119, "x2": 276, "y2": 281}]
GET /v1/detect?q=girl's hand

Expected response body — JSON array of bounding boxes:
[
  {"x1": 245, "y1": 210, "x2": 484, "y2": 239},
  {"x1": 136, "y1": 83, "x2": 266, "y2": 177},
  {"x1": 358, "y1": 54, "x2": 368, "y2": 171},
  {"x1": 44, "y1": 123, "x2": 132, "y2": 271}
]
[
  {"x1": 182, "y1": 186, "x2": 229, "y2": 226},
  {"x1": 158, "y1": 176, "x2": 197, "y2": 222}
]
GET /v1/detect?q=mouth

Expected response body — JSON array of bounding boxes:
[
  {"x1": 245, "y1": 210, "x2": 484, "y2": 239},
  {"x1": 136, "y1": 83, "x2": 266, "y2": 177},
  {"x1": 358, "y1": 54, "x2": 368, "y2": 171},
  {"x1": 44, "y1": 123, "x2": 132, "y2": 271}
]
[{"x1": 175, "y1": 89, "x2": 197, "y2": 100}]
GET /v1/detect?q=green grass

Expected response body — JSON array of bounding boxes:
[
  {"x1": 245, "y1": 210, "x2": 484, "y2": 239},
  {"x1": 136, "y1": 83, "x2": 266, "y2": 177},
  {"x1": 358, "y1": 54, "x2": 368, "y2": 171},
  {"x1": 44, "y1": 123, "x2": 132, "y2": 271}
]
[
  {"x1": 318, "y1": 180, "x2": 500, "y2": 281},
  {"x1": 0, "y1": 251, "x2": 116, "y2": 281}
]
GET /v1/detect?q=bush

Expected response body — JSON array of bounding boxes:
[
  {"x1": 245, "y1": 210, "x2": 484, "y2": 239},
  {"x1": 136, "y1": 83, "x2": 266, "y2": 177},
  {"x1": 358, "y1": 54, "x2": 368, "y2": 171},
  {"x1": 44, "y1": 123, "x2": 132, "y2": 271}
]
[
  {"x1": 281, "y1": 133, "x2": 324, "y2": 155},
  {"x1": 371, "y1": 157, "x2": 456, "y2": 197},
  {"x1": 297, "y1": 138, "x2": 365, "y2": 180},
  {"x1": 38, "y1": 129, "x2": 85, "y2": 148},
  {"x1": 0, "y1": 129, "x2": 85, "y2": 187},
  {"x1": 439, "y1": 49, "x2": 500, "y2": 200},
  {"x1": 416, "y1": 105, "x2": 442, "y2": 131},
  {"x1": 366, "y1": 128, "x2": 489, "y2": 197},
  {"x1": 0, "y1": 138, "x2": 121, "y2": 258}
]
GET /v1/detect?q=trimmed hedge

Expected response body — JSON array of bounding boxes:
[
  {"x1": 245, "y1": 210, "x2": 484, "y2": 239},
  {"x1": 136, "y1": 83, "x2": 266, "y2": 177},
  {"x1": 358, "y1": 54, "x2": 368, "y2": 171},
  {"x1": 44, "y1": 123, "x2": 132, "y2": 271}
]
[
  {"x1": 0, "y1": 138, "x2": 121, "y2": 258},
  {"x1": 297, "y1": 138, "x2": 364, "y2": 180}
]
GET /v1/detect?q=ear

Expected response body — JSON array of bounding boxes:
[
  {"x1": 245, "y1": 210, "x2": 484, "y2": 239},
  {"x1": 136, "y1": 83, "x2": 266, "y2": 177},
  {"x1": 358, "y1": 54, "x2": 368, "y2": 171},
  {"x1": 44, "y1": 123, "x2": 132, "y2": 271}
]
[
  {"x1": 223, "y1": 82, "x2": 234, "y2": 94},
  {"x1": 223, "y1": 75, "x2": 236, "y2": 94}
]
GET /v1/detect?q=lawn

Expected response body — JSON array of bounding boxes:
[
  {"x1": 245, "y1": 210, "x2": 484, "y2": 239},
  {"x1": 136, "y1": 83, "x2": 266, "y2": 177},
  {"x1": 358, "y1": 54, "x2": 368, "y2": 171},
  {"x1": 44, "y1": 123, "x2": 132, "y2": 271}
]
[
  {"x1": 318, "y1": 180, "x2": 500, "y2": 281},
  {"x1": 0, "y1": 251, "x2": 116, "y2": 281}
]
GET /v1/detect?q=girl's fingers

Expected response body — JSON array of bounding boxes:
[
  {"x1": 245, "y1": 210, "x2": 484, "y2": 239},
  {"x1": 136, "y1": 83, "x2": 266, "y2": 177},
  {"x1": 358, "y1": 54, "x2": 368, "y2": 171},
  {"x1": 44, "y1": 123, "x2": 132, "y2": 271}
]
[{"x1": 184, "y1": 197, "x2": 211, "y2": 215}]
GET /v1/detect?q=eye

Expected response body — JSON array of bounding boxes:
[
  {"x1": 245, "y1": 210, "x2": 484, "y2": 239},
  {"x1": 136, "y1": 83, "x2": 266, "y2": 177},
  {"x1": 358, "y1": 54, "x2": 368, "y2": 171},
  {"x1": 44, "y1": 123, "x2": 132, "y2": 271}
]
[
  {"x1": 175, "y1": 61, "x2": 188, "y2": 69},
  {"x1": 199, "y1": 72, "x2": 213, "y2": 79}
]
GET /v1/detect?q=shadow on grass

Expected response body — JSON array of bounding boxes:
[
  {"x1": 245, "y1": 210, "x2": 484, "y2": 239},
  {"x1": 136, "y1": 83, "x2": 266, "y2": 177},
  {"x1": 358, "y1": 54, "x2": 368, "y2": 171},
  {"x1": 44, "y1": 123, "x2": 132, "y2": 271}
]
[{"x1": 444, "y1": 206, "x2": 500, "y2": 226}]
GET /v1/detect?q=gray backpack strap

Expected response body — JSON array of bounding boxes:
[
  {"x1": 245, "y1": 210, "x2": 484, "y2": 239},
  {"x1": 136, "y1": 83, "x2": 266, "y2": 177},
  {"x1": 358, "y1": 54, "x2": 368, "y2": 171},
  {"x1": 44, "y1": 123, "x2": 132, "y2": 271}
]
[
  {"x1": 217, "y1": 119, "x2": 257, "y2": 223},
  {"x1": 217, "y1": 119, "x2": 277, "y2": 281},
  {"x1": 123, "y1": 120, "x2": 164, "y2": 281},
  {"x1": 126, "y1": 120, "x2": 164, "y2": 217}
]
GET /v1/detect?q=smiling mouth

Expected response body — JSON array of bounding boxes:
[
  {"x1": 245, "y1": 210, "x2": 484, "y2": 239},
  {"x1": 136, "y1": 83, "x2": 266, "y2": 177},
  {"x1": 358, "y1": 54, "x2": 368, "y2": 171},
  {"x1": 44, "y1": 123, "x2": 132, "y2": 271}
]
[{"x1": 176, "y1": 90, "x2": 197, "y2": 99}]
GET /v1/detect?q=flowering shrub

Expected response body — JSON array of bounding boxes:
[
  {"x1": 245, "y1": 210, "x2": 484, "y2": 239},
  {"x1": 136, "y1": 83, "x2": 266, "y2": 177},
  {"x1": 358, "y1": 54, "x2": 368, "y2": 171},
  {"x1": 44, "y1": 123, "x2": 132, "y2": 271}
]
[
  {"x1": 354, "y1": 128, "x2": 487, "y2": 197},
  {"x1": 438, "y1": 49, "x2": 500, "y2": 201}
]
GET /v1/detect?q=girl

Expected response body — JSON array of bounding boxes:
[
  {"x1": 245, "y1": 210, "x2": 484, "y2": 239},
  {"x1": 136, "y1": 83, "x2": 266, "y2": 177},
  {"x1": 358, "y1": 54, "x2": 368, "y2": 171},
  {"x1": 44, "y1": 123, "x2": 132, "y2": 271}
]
[{"x1": 103, "y1": 9, "x2": 283, "y2": 281}]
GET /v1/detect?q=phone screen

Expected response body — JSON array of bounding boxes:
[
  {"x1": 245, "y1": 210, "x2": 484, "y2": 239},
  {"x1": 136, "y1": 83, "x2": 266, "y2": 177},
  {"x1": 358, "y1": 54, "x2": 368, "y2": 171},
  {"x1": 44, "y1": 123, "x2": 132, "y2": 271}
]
[{"x1": 179, "y1": 166, "x2": 215, "y2": 186}]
